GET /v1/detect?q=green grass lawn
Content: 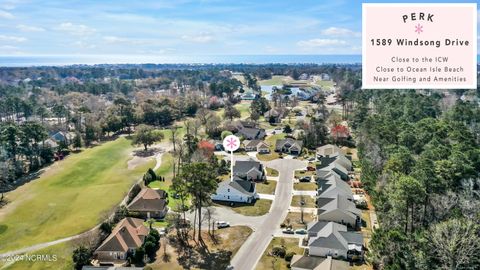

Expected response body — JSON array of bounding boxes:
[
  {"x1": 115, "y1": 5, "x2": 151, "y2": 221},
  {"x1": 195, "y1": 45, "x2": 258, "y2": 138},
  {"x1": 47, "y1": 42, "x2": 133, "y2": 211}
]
[
  {"x1": 293, "y1": 182, "x2": 317, "y2": 191},
  {"x1": 266, "y1": 167, "x2": 279, "y2": 177},
  {"x1": 1, "y1": 241, "x2": 75, "y2": 270},
  {"x1": 256, "y1": 237, "x2": 304, "y2": 270},
  {"x1": 148, "y1": 153, "x2": 190, "y2": 211},
  {"x1": 291, "y1": 195, "x2": 316, "y2": 208},
  {"x1": 214, "y1": 199, "x2": 272, "y2": 216},
  {"x1": 0, "y1": 137, "x2": 154, "y2": 253},
  {"x1": 154, "y1": 152, "x2": 174, "y2": 182},
  {"x1": 256, "y1": 152, "x2": 280, "y2": 161},
  {"x1": 265, "y1": 133, "x2": 286, "y2": 148},
  {"x1": 258, "y1": 75, "x2": 289, "y2": 86},
  {"x1": 313, "y1": 79, "x2": 334, "y2": 89},
  {"x1": 234, "y1": 101, "x2": 252, "y2": 119},
  {"x1": 256, "y1": 181, "x2": 277, "y2": 194}
]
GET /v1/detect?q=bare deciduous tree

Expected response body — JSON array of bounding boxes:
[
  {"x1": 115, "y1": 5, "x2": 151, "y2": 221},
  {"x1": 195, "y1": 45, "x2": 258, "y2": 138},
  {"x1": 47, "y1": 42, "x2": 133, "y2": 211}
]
[{"x1": 429, "y1": 218, "x2": 480, "y2": 270}]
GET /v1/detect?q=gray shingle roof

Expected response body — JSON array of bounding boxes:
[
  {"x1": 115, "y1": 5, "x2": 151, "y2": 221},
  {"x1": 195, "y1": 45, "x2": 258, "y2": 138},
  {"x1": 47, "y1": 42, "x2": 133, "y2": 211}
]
[
  {"x1": 219, "y1": 179, "x2": 256, "y2": 196},
  {"x1": 233, "y1": 160, "x2": 262, "y2": 174},
  {"x1": 290, "y1": 255, "x2": 327, "y2": 269},
  {"x1": 307, "y1": 221, "x2": 363, "y2": 251},
  {"x1": 310, "y1": 233, "x2": 346, "y2": 250}
]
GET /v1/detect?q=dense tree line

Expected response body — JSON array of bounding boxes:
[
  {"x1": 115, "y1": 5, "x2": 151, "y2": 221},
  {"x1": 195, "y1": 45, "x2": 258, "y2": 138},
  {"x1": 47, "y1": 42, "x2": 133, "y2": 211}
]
[{"x1": 350, "y1": 90, "x2": 480, "y2": 270}]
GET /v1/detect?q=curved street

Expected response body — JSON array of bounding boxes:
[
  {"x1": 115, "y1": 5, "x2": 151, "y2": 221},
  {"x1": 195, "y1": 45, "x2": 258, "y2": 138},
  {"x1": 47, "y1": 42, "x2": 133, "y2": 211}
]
[{"x1": 230, "y1": 158, "x2": 307, "y2": 270}]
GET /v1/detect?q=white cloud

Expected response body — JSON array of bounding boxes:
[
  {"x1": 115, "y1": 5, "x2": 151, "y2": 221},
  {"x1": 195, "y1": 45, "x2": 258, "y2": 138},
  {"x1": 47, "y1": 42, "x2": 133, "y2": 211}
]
[
  {"x1": 0, "y1": 0, "x2": 21, "y2": 10},
  {"x1": 55, "y1": 22, "x2": 96, "y2": 36},
  {"x1": 103, "y1": 36, "x2": 148, "y2": 45},
  {"x1": 0, "y1": 35, "x2": 27, "y2": 42},
  {"x1": 181, "y1": 33, "x2": 214, "y2": 43},
  {"x1": 17, "y1": 24, "x2": 45, "y2": 32},
  {"x1": 0, "y1": 10, "x2": 14, "y2": 19},
  {"x1": 72, "y1": 41, "x2": 96, "y2": 49},
  {"x1": 321, "y1": 27, "x2": 360, "y2": 37},
  {"x1": 0, "y1": 45, "x2": 18, "y2": 50},
  {"x1": 297, "y1": 38, "x2": 347, "y2": 48},
  {"x1": 103, "y1": 36, "x2": 124, "y2": 43}
]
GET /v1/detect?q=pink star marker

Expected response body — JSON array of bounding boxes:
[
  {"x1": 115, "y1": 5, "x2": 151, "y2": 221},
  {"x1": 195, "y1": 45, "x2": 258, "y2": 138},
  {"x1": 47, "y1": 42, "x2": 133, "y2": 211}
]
[
  {"x1": 226, "y1": 137, "x2": 237, "y2": 149},
  {"x1": 415, "y1": 24, "x2": 423, "y2": 34}
]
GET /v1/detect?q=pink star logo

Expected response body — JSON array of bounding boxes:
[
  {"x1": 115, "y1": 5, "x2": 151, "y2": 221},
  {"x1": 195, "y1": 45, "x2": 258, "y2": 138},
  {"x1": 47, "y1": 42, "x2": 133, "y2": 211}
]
[
  {"x1": 415, "y1": 24, "x2": 423, "y2": 34},
  {"x1": 226, "y1": 137, "x2": 237, "y2": 148}
]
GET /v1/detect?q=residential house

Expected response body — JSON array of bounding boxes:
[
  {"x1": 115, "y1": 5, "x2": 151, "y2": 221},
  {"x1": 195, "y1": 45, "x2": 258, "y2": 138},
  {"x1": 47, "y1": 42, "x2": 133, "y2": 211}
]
[
  {"x1": 299, "y1": 73, "x2": 309, "y2": 80},
  {"x1": 127, "y1": 188, "x2": 168, "y2": 219},
  {"x1": 306, "y1": 221, "x2": 364, "y2": 260},
  {"x1": 239, "y1": 120, "x2": 257, "y2": 128},
  {"x1": 42, "y1": 138, "x2": 59, "y2": 149},
  {"x1": 316, "y1": 161, "x2": 349, "y2": 181},
  {"x1": 317, "y1": 154, "x2": 352, "y2": 172},
  {"x1": 264, "y1": 108, "x2": 287, "y2": 123},
  {"x1": 317, "y1": 173, "x2": 353, "y2": 201},
  {"x1": 316, "y1": 144, "x2": 342, "y2": 158},
  {"x1": 320, "y1": 73, "x2": 331, "y2": 81},
  {"x1": 50, "y1": 131, "x2": 75, "y2": 144},
  {"x1": 244, "y1": 140, "x2": 270, "y2": 153},
  {"x1": 316, "y1": 194, "x2": 361, "y2": 228},
  {"x1": 211, "y1": 178, "x2": 257, "y2": 203},
  {"x1": 290, "y1": 255, "x2": 349, "y2": 270},
  {"x1": 93, "y1": 217, "x2": 149, "y2": 265},
  {"x1": 236, "y1": 127, "x2": 266, "y2": 140},
  {"x1": 275, "y1": 138, "x2": 303, "y2": 155},
  {"x1": 233, "y1": 160, "x2": 265, "y2": 181}
]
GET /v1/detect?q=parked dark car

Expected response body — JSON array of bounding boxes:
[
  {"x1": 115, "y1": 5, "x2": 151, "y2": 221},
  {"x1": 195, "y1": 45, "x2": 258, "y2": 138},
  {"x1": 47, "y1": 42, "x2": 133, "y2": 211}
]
[{"x1": 299, "y1": 176, "x2": 311, "y2": 182}]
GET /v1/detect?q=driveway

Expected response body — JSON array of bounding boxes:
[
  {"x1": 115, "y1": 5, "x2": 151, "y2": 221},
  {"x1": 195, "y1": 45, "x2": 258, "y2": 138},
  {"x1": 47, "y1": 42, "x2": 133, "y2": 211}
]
[
  {"x1": 292, "y1": 190, "x2": 317, "y2": 196},
  {"x1": 230, "y1": 158, "x2": 307, "y2": 270},
  {"x1": 183, "y1": 206, "x2": 265, "y2": 229}
]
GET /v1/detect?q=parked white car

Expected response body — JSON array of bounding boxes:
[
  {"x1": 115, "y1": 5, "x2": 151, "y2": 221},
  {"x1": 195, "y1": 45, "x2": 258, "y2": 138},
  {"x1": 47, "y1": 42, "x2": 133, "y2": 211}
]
[{"x1": 216, "y1": 221, "x2": 230, "y2": 229}]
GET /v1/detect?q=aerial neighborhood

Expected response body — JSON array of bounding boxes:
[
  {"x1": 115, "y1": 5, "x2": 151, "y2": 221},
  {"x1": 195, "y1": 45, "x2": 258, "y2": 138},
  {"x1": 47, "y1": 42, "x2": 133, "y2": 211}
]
[{"x1": 0, "y1": 62, "x2": 478, "y2": 270}]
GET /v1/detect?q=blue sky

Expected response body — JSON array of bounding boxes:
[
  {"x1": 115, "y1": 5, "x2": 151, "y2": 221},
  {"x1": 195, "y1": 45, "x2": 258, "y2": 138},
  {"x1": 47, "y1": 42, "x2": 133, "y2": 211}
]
[{"x1": 0, "y1": 0, "x2": 477, "y2": 57}]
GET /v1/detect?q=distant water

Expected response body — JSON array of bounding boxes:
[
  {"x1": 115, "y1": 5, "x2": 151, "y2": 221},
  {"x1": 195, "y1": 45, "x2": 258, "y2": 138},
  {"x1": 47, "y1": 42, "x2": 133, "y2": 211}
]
[
  {"x1": 0, "y1": 55, "x2": 363, "y2": 67},
  {"x1": 2, "y1": 54, "x2": 478, "y2": 67}
]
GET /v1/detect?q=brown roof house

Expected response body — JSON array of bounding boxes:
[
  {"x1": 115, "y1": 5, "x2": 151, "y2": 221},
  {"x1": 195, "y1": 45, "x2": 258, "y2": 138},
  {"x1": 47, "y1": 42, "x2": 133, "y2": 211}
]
[
  {"x1": 93, "y1": 217, "x2": 149, "y2": 265},
  {"x1": 244, "y1": 140, "x2": 270, "y2": 154},
  {"x1": 127, "y1": 188, "x2": 168, "y2": 219}
]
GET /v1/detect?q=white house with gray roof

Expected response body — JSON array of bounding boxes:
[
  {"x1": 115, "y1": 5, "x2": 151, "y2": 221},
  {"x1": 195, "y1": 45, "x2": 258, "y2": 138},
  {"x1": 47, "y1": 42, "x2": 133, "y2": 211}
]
[
  {"x1": 316, "y1": 194, "x2": 361, "y2": 228},
  {"x1": 306, "y1": 221, "x2": 364, "y2": 260},
  {"x1": 317, "y1": 172, "x2": 353, "y2": 201},
  {"x1": 233, "y1": 160, "x2": 265, "y2": 181},
  {"x1": 316, "y1": 161, "x2": 349, "y2": 181},
  {"x1": 211, "y1": 178, "x2": 257, "y2": 203}
]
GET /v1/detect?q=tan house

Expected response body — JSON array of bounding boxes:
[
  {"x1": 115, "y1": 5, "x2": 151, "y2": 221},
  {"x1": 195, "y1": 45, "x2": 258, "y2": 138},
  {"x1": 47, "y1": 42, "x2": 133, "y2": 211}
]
[
  {"x1": 127, "y1": 188, "x2": 168, "y2": 219},
  {"x1": 244, "y1": 140, "x2": 270, "y2": 153},
  {"x1": 93, "y1": 217, "x2": 149, "y2": 265}
]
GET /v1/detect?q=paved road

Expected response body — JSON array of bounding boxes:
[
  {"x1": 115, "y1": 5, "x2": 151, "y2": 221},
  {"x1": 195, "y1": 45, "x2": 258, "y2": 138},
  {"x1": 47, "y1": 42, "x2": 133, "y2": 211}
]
[{"x1": 230, "y1": 159, "x2": 307, "y2": 270}]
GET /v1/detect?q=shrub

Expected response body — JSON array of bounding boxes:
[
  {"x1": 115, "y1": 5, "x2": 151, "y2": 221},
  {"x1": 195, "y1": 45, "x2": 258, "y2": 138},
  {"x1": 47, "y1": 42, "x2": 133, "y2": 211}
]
[
  {"x1": 132, "y1": 246, "x2": 145, "y2": 264},
  {"x1": 285, "y1": 252, "x2": 295, "y2": 262},
  {"x1": 72, "y1": 246, "x2": 92, "y2": 270},
  {"x1": 272, "y1": 246, "x2": 286, "y2": 258},
  {"x1": 99, "y1": 221, "x2": 112, "y2": 235}
]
